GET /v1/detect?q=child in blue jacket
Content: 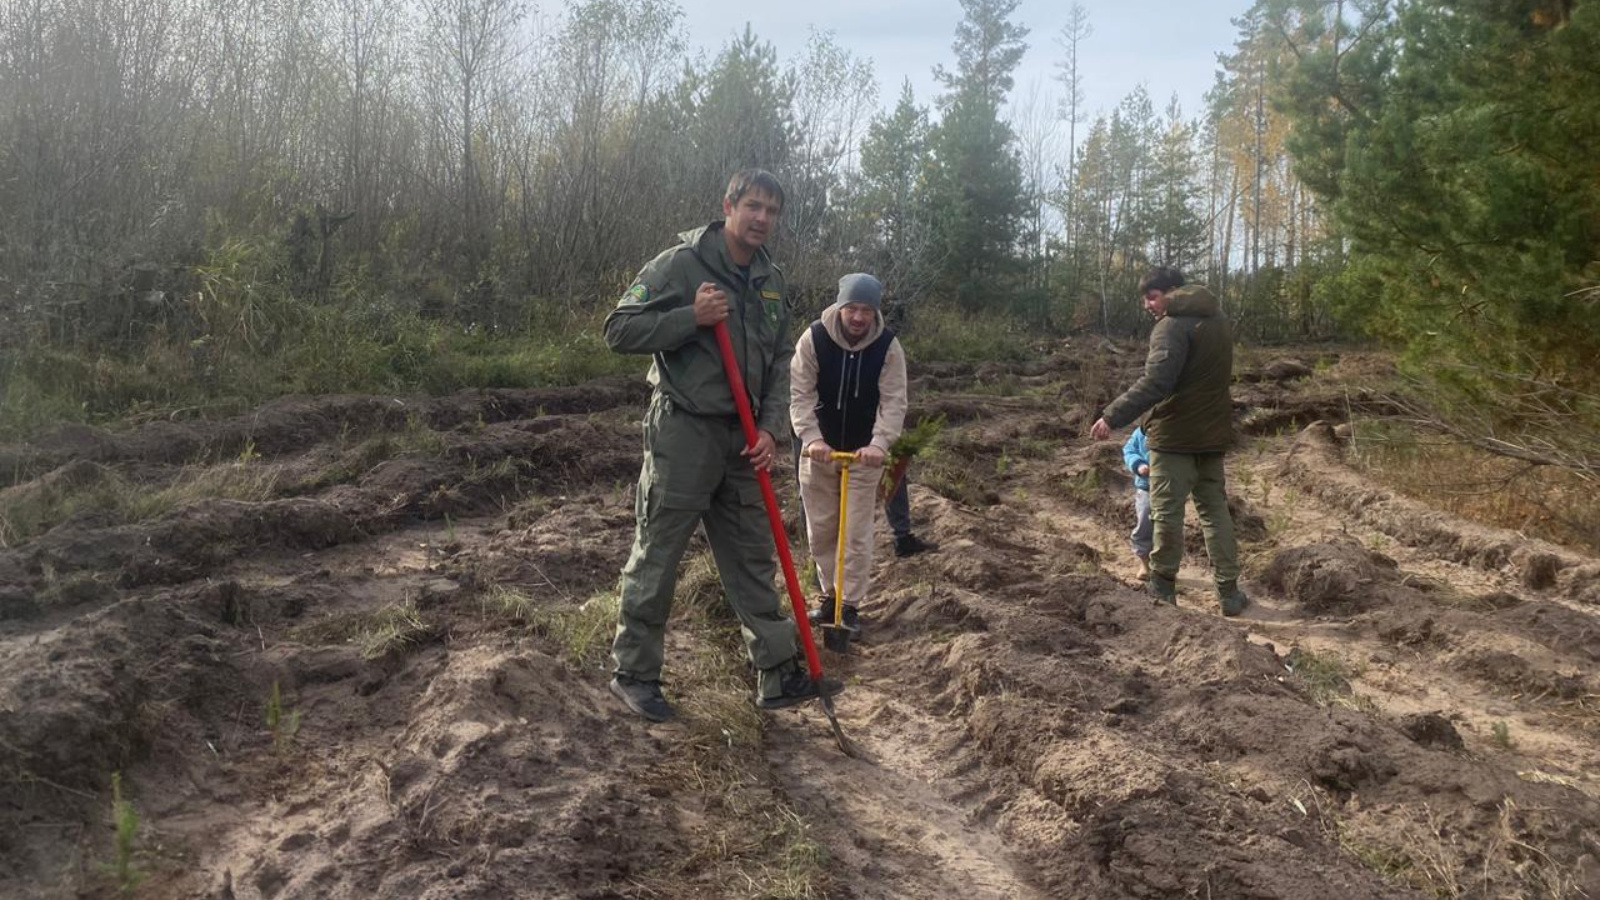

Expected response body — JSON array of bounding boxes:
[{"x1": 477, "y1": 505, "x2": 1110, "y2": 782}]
[{"x1": 1122, "y1": 427, "x2": 1152, "y2": 580}]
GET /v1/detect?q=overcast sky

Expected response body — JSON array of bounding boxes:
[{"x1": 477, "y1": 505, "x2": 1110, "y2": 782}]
[{"x1": 671, "y1": 0, "x2": 1251, "y2": 134}]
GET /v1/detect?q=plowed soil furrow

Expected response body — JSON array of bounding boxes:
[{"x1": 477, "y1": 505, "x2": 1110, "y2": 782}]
[{"x1": 3, "y1": 347, "x2": 1599, "y2": 900}]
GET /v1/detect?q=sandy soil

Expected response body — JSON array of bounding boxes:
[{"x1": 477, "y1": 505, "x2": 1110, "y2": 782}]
[{"x1": 2, "y1": 347, "x2": 1597, "y2": 899}]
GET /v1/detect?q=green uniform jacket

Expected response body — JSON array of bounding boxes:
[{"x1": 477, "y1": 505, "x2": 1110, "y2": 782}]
[
  {"x1": 604, "y1": 223, "x2": 792, "y2": 440},
  {"x1": 1101, "y1": 285, "x2": 1235, "y2": 453}
]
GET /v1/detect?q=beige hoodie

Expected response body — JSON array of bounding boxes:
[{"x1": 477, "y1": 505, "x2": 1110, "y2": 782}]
[{"x1": 789, "y1": 302, "x2": 909, "y2": 454}]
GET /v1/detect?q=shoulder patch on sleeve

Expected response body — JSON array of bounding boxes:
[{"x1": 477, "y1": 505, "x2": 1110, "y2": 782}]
[{"x1": 623, "y1": 283, "x2": 649, "y2": 305}]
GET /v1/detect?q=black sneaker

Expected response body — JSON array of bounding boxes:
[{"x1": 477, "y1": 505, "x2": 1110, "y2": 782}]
[
  {"x1": 894, "y1": 534, "x2": 939, "y2": 558},
  {"x1": 757, "y1": 668, "x2": 845, "y2": 710},
  {"x1": 610, "y1": 675, "x2": 674, "y2": 722}
]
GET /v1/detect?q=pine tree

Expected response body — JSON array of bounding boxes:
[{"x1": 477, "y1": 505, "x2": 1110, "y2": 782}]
[{"x1": 924, "y1": 0, "x2": 1030, "y2": 311}]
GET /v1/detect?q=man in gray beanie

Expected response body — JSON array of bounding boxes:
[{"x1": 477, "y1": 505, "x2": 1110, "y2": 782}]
[{"x1": 790, "y1": 273, "x2": 909, "y2": 631}]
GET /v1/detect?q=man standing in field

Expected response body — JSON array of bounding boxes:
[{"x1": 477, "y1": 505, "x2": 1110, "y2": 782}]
[
  {"x1": 790, "y1": 273, "x2": 909, "y2": 632},
  {"x1": 1090, "y1": 266, "x2": 1249, "y2": 616},
  {"x1": 603, "y1": 168, "x2": 842, "y2": 722}
]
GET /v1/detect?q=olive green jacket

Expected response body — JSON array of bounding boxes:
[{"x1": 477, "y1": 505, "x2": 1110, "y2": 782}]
[
  {"x1": 604, "y1": 223, "x2": 792, "y2": 440},
  {"x1": 1102, "y1": 285, "x2": 1235, "y2": 453}
]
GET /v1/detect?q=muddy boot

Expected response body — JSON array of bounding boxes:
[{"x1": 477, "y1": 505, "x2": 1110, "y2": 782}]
[
  {"x1": 1148, "y1": 573, "x2": 1177, "y2": 605},
  {"x1": 1217, "y1": 580, "x2": 1249, "y2": 617},
  {"x1": 757, "y1": 664, "x2": 845, "y2": 710},
  {"x1": 610, "y1": 675, "x2": 674, "y2": 722},
  {"x1": 894, "y1": 533, "x2": 939, "y2": 558},
  {"x1": 1136, "y1": 557, "x2": 1151, "y2": 581}
]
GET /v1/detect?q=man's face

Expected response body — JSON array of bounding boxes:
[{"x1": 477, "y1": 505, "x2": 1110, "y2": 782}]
[
  {"x1": 839, "y1": 302, "x2": 875, "y2": 341},
  {"x1": 1143, "y1": 288, "x2": 1170, "y2": 319},
  {"x1": 723, "y1": 188, "x2": 782, "y2": 257}
]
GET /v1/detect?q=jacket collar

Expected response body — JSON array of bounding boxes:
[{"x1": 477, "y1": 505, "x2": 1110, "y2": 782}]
[{"x1": 680, "y1": 222, "x2": 776, "y2": 285}]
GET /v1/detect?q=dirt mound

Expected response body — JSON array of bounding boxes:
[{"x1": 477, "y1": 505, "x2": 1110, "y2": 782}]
[
  {"x1": 0, "y1": 591, "x2": 241, "y2": 789},
  {"x1": 1263, "y1": 541, "x2": 1400, "y2": 614},
  {"x1": 1283, "y1": 423, "x2": 1594, "y2": 594}
]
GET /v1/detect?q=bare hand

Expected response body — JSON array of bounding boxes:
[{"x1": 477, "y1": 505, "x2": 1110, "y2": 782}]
[
  {"x1": 743, "y1": 429, "x2": 777, "y2": 472},
  {"x1": 856, "y1": 445, "x2": 887, "y2": 467},
  {"x1": 1137, "y1": 464, "x2": 1150, "y2": 477},
  {"x1": 805, "y1": 440, "x2": 835, "y2": 463},
  {"x1": 1090, "y1": 417, "x2": 1112, "y2": 441},
  {"x1": 694, "y1": 282, "x2": 729, "y2": 327}
]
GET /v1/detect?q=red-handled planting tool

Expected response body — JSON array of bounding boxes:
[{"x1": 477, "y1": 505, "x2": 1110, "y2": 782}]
[{"x1": 712, "y1": 320, "x2": 854, "y2": 756}]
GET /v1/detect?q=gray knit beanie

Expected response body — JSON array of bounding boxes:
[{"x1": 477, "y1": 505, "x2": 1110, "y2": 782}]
[{"x1": 836, "y1": 273, "x2": 883, "y2": 310}]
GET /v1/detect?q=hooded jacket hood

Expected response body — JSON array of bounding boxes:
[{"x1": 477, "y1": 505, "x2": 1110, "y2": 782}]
[{"x1": 1165, "y1": 284, "x2": 1219, "y2": 318}]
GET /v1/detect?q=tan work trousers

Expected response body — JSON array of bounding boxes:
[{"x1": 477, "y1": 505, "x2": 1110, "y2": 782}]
[{"x1": 799, "y1": 455, "x2": 884, "y2": 608}]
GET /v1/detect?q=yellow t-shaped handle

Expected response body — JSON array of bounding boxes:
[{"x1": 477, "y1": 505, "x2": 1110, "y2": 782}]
[{"x1": 830, "y1": 452, "x2": 858, "y2": 627}]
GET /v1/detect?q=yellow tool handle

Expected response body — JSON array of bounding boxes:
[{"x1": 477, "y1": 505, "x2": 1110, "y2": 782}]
[{"x1": 834, "y1": 454, "x2": 851, "y2": 627}]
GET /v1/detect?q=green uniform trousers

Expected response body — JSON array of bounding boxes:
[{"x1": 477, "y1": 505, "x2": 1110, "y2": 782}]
[
  {"x1": 613, "y1": 394, "x2": 799, "y2": 698},
  {"x1": 1148, "y1": 449, "x2": 1240, "y2": 586}
]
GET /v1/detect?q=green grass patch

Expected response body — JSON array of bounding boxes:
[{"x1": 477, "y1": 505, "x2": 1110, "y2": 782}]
[
  {"x1": 291, "y1": 599, "x2": 437, "y2": 661},
  {"x1": 1285, "y1": 646, "x2": 1374, "y2": 712},
  {"x1": 490, "y1": 585, "x2": 620, "y2": 670},
  {"x1": 355, "y1": 601, "x2": 435, "y2": 661}
]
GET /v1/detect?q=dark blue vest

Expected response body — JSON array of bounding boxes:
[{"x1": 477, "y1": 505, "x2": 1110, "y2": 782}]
[{"x1": 811, "y1": 320, "x2": 895, "y2": 452}]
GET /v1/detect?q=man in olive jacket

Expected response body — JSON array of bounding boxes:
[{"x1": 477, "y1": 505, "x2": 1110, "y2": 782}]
[
  {"x1": 603, "y1": 168, "x2": 841, "y2": 722},
  {"x1": 1090, "y1": 266, "x2": 1249, "y2": 616}
]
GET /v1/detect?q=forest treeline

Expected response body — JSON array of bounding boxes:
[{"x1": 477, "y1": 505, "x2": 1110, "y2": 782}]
[{"x1": 0, "y1": 0, "x2": 1596, "y2": 465}]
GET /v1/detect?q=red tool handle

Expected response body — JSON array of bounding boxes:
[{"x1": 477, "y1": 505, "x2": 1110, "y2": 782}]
[{"x1": 711, "y1": 321, "x2": 826, "y2": 684}]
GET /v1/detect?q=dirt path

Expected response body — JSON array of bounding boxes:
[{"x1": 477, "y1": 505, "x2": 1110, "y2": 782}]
[{"x1": 3, "y1": 348, "x2": 1599, "y2": 899}]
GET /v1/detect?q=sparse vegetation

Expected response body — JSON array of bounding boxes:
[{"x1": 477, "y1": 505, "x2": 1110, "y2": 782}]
[
  {"x1": 1285, "y1": 647, "x2": 1374, "y2": 712},
  {"x1": 1059, "y1": 468, "x2": 1102, "y2": 505},
  {"x1": 265, "y1": 681, "x2": 301, "y2": 755},
  {"x1": 1491, "y1": 720, "x2": 1514, "y2": 750},
  {"x1": 356, "y1": 601, "x2": 434, "y2": 661},
  {"x1": 1349, "y1": 418, "x2": 1600, "y2": 555},
  {"x1": 487, "y1": 584, "x2": 620, "y2": 670},
  {"x1": 0, "y1": 458, "x2": 278, "y2": 547}
]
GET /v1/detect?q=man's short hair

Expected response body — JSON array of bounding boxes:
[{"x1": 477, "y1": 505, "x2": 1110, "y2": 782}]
[
  {"x1": 1139, "y1": 266, "x2": 1186, "y2": 295},
  {"x1": 725, "y1": 168, "x2": 785, "y2": 210}
]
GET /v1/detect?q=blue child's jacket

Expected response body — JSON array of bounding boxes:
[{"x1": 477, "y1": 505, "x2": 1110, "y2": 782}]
[{"x1": 1122, "y1": 427, "x2": 1150, "y2": 491}]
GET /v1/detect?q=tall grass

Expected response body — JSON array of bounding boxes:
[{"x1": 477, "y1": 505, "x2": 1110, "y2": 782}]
[
  {"x1": 0, "y1": 239, "x2": 643, "y2": 441},
  {"x1": 899, "y1": 303, "x2": 1032, "y2": 364}
]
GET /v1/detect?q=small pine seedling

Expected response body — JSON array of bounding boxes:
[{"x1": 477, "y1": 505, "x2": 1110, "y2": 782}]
[
  {"x1": 110, "y1": 772, "x2": 144, "y2": 893},
  {"x1": 265, "y1": 681, "x2": 302, "y2": 755},
  {"x1": 1491, "y1": 720, "x2": 1514, "y2": 749}
]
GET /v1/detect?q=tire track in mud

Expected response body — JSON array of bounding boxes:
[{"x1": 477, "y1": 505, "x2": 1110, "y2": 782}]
[
  {"x1": 765, "y1": 642, "x2": 1053, "y2": 900},
  {"x1": 758, "y1": 396, "x2": 1600, "y2": 900}
]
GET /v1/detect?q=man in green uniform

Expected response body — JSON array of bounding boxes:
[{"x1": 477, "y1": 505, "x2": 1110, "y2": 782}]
[
  {"x1": 604, "y1": 168, "x2": 842, "y2": 722},
  {"x1": 1090, "y1": 266, "x2": 1249, "y2": 617}
]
